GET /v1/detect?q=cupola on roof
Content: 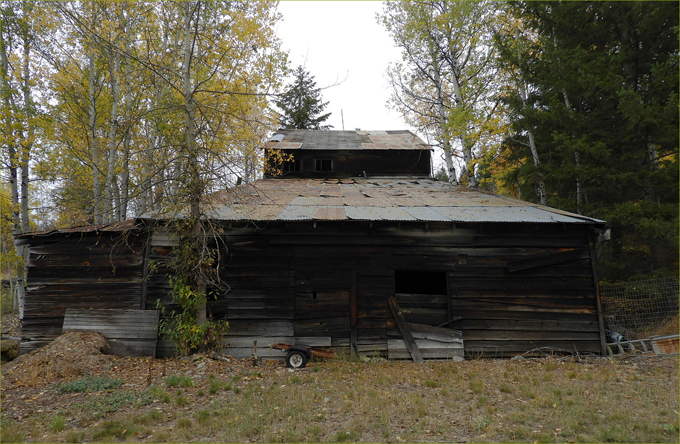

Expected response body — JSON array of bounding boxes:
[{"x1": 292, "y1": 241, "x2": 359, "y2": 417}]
[
  {"x1": 263, "y1": 129, "x2": 432, "y2": 179},
  {"x1": 264, "y1": 129, "x2": 431, "y2": 151}
]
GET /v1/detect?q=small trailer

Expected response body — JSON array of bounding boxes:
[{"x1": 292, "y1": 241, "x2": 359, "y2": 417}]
[{"x1": 271, "y1": 343, "x2": 337, "y2": 368}]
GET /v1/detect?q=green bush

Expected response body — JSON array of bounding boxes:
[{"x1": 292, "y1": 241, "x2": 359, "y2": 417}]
[
  {"x1": 51, "y1": 415, "x2": 66, "y2": 432},
  {"x1": 165, "y1": 374, "x2": 180, "y2": 387}
]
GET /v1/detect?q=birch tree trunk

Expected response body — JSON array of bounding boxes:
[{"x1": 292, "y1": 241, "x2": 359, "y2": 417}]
[
  {"x1": 514, "y1": 30, "x2": 547, "y2": 205},
  {"x1": 19, "y1": 6, "x2": 31, "y2": 232},
  {"x1": 119, "y1": 2, "x2": 131, "y2": 220},
  {"x1": 1, "y1": 37, "x2": 20, "y2": 233},
  {"x1": 432, "y1": 49, "x2": 456, "y2": 184},
  {"x1": 88, "y1": 43, "x2": 102, "y2": 224},
  {"x1": 104, "y1": 49, "x2": 120, "y2": 222}
]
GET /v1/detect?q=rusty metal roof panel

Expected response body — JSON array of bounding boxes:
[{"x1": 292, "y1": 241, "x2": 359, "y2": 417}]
[
  {"x1": 342, "y1": 195, "x2": 371, "y2": 206},
  {"x1": 434, "y1": 206, "x2": 597, "y2": 223},
  {"x1": 276, "y1": 205, "x2": 317, "y2": 220},
  {"x1": 402, "y1": 207, "x2": 450, "y2": 221},
  {"x1": 314, "y1": 207, "x2": 346, "y2": 220},
  {"x1": 372, "y1": 207, "x2": 417, "y2": 221},
  {"x1": 433, "y1": 207, "x2": 518, "y2": 222},
  {"x1": 355, "y1": 197, "x2": 394, "y2": 207},
  {"x1": 387, "y1": 197, "x2": 422, "y2": 207},
  {"x1": 264, "y1": 141, "x2": 303, "y2": 150},
  {"x1": 345, "y1": 206, "x2": 382, "y2": 220},
  {"x1": 291, "y1": 196, "x2": 344, "y2": 206},
  {"x1": 210, "y1": 204, "x2": 284, "y2": 221},
  {"x1": 18, "y1": 219, "x2": 138, "y2": 237}
]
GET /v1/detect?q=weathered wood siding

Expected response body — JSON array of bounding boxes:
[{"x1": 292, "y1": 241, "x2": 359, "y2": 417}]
[
  {"x1": 146, "y1": 221, "x2": 603, "y2": 358},
  {"x1": 63, "y1": 309, "x2": 159, "y2": 357},
  {"x1": 21, "y1": 231, "x2": 145, "y2": 354}
]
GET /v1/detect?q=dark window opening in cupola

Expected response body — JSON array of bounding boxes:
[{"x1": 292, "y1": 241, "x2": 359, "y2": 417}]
[
  {"x1": 283, "y1": 156, "x2": 301, "y2": 172},
  {"x1": 315, "y1": 159, "x2": 333, "y2": 172}
]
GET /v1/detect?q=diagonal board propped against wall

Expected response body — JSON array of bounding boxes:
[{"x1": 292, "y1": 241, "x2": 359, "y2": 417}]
[{"x1": 389, "y1": 297, "x2": 424, "y2": 363}]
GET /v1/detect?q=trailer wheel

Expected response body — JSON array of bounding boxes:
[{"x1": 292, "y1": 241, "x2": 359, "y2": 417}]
[{"x1": 285, "y1": 350, "x2": 308, "y2": 368}]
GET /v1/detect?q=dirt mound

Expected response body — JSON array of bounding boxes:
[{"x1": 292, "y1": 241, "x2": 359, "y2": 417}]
[
  {"x1": 1, "y1": 312, "x2": 21, "y2": 361},
  {"x1": 1, "y1": 312, "x2": 21, "y2": 337},
  {"x1": 1, "y1": 331, "x2": 114, "y2": 387}
]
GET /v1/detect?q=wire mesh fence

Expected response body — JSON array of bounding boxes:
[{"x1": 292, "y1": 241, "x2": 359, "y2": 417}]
[{"x1": 600, "y1": 277, "x2": 679, "y2": 341}]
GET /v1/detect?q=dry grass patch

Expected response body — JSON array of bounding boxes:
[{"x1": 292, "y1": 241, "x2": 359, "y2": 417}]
[{"x1": 1, "y1": 352, "x2": 678, "y2": 443}]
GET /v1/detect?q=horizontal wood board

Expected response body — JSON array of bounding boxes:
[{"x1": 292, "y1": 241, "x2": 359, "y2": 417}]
[
  {"x1": 62, "y1": 309, "x2": 159, "y2": 357},
  {"x1": 21, "y1": 232, "x2": 145, "y2": 350}
]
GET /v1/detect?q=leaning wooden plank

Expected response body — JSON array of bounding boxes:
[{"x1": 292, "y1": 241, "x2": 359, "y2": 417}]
[
  {"x1": 63, "y1": 309, "x2": 159, "y2": 357},
  {"x1": 388, "y1": 297, "x2": 424, "y2": 363},
  {"x1": 388, "y1": 339, "x2": 464, "y2": 351},
  {"x1": 388, "y1": 339, "x2": 464, "y2": 360},
  {"x1": 388, "y1": 349, "x2": 464, "y2": 360},
  {"x1": 408, "y1": 323, "x2": 462, "y2": 342},
  {"x1": 507, "y1": 249, "x2": 589, "y2": 273}
]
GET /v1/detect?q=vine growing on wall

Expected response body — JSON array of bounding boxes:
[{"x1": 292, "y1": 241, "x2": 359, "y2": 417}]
[{"x1": 157, "y1": 219, "x2": 229, "y2": 356}]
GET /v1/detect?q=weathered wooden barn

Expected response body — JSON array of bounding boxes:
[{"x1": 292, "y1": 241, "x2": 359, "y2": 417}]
[{"x1": 18, "y1": 129, "x2": 608, "y2": 359}]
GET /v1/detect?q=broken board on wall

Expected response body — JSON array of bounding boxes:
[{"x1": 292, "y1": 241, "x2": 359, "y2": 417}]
[
  {"x1": 388, "y1": 297, "x2": 464, "y2": 361},
  {"x1": 63, "y1": 309, "x2": 159, "y2": 357}
]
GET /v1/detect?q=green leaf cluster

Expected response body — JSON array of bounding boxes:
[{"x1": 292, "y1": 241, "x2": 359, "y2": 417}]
[
  {"x1": 157, "y1": 222, "x2": 229, "y2": 357},
  {"x1": 159, "y1": 308, "x2": 229, "y2": 357}
]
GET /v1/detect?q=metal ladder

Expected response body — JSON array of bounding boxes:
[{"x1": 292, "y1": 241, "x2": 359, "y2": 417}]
[{"x1": 605, "y1": 338, "x2": 654, "y2": 355}]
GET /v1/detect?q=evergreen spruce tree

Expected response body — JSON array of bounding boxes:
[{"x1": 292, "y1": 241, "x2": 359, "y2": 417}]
[
  {"x1": 496, "y1": 1, "x2": 678, "y2": 281},
  {"x1": 275, "y1": 65, "x2": 332, "y2": 130}
]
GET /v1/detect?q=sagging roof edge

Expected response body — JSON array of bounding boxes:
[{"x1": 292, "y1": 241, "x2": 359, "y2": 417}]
[{"x1": 15, "y1": 218, "x2": 139, "y2": 240}]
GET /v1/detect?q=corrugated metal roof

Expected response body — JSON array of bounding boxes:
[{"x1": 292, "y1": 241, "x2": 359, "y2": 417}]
[
  {"x1": 194, "y1": 178, "x2": 605, "y2": 225},
  {"x1": 264, "y1": 129, "x2": 431, "y2": 151},
  {"x1": 17, "y1": 219, "x2": 138, "y2": 238}
]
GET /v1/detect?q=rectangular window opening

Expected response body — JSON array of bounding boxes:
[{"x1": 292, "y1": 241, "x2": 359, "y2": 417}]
[
  {"x1": 282, "y1": 156, "x2": 301, "y2": 172},
  {"x1": 315, "y1": 159, "x2": 333, "y2": 172},
  {"x1": 395, "y1": 270, "x2": 447, "y2": 295}
]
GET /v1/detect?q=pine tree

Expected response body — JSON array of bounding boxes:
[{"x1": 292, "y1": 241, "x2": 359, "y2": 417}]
[
  {"x1": 275, "y1": 65, "x2": 332, "y2": 130},
  {"x1": 496, "y1": 1, "x2": 679, "y2": 281}
]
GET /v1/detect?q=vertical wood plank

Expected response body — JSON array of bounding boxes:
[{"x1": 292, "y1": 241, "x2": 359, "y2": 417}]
[
  {"x1": 140, "y1": 233, "x2": 152, "y2": 310},
  {"x1": 350, "y1": 268, "x2": 358, "y2": 355},
  {"x1": 589, "y1": 230, "x2": 608, "y2": 355}
]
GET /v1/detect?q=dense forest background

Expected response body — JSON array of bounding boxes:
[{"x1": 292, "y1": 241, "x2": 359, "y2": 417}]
[{"x1": 2, "y1": 1, "x2": 678, "y2": 284}]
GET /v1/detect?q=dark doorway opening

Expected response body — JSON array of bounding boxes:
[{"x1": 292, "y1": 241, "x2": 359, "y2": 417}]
[{"x1": 395, "y1": 270, "x2": 447, "y2": 295}]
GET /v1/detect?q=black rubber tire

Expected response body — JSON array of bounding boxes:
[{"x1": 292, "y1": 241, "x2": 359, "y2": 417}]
[{"x1": 285, "y1": 350, "x2": 308, "y2": 368}]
